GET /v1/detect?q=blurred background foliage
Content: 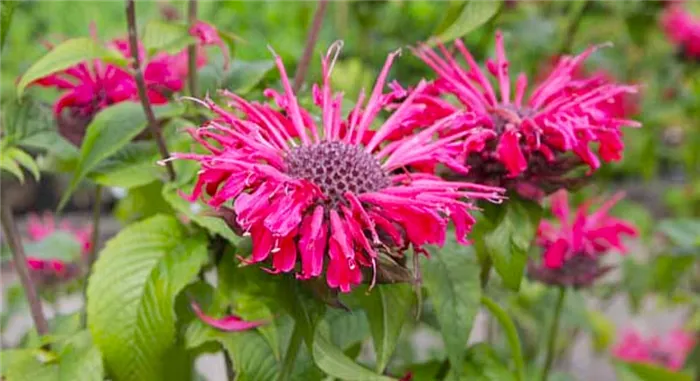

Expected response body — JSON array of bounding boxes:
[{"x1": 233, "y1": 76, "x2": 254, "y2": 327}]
[{"x1": 1, "y1": 1, "x2": 699, "y2": 380}]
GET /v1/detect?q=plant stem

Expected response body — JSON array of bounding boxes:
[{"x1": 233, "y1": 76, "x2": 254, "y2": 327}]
[
  {"x1": 187, "y1": 0, "x2": 198, "y2": 97},
  {"x1": 292, "y1": 0, "x2": 328, "y2": 93},
  {"x1": 557, "y1": 0, "x2": 591, "y2": 55},
  {"x1": 125, "y1": 0, "x2": 176, "y2": 181},
  {"x1": 481, "y1": 296, "x2": 525, "y2": 381},
  {"x1": 278, "y1": 324, "x2": 303, "y2": 381},
  {"x1": 81, "y1": 185, "x2": 102, "y2": 327},
  {"x1": 541, "y1": 287, "x2": 567, "y2": 381},
  {"x1": 0, "y1": 199, "x2": 50, "y2": 341}
]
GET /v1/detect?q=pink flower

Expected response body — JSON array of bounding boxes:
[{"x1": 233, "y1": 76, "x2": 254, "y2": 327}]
[
  {"x1": 613, "y1": 328, "x2": 697, "y2": 371},
  {"x1": 661, "y1": 4, "x2": 700, "y2": 60},
  {"x1": 21, "y1": 212, "x2": 91, "y2": 286},
  {"x1": 190, "y1": 301, "x2": 266, "y2": 331},
  {"x1": 168, "y1": 43, "x2": 505, "y2": 292},
  {"x1": 30, "y1": 22, "x2": 227, "y2": 145},
  {"x1": 528, "y1": 190, "x2": 638, "y2": 288},
  {"x1": 412, "y1": 32, "x2": 640, "y2": 199}
]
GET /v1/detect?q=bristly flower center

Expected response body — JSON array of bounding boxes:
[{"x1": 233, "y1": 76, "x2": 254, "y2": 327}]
[
  {"x1": 285, "y1": 141, "x2": 390, "y2": 205},
  {"x1": 490, "y1": 105, "x2": 531, "y2": 133}
]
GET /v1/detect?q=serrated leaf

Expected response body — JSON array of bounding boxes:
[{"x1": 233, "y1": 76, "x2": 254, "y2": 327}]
[
  {"x1": 87, "y1": 214, "x2": 208, "y2": 381},
  {"x1": 7, "y1": 147, "x2": 40, "y2": 181},
  {"x1": 421, "y1": 239, "x2": 481, "y2": 381},
  {"x1": 89, "y1": 141, "x2": 162, "y2": 189},
  {"x1": 433, "y1": 0, "x2": 502, "y2": 44},
  {"x1": 1, "y1": 330, "x2": 104, "y2": 381},
  {"x1": 474, "y1": 195, "x2": 542, "y2": 291},
  {"x1": 23, "y1": 231, "x2": 82, "y2": 262},
  {"x1": 312, "y1": 325, "x2": 395, "y2": 381},
  {"x1": 59, "y1": 102, "x2": 183, "y2": 210},
  {"x1": 0, "y1": 0, "x2": 18, "y2": 50},
  {"x1": 162, "y1": 182, "x2": 240, "y2": 244},
  {"x1": 199, "y1": 58, "x2": 274, "y2": 96},
  {"x1": 360, "y1": 284, "x2": 413, "y2": 373},
  {"x1": 17, "y1": 38, "x2": 127, "y2": 97},
  {"x1": 142, "y1": 20, "x2": 196, "y2": 55}
]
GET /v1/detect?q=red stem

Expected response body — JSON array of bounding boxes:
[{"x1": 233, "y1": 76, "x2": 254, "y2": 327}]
[
  {"x1": 292, "y1": 0, "x2": 329, "y2": 93},
  {"x1": 125, "y1": 0, "x2": 176, "y2": 181}
]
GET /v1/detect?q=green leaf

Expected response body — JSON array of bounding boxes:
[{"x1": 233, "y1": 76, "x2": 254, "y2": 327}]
[
  {"x1": 17, "y1": 38, "x2": 128, "y2": 97},
  {"x1": 473, "y1": 196, "x2": 542, "y2": 291},
  {"x1": 614, "y1": 361, "x2": 693, "y2": 381},
  {"x1": 651, "y1": 254, "x2": 695, "y2": 293},
  {"x1": 360, "y1": 284, "x2": 414, "y2": 373},
  {"x1": 658, "y1": 219, "x2": 700, "y2": 251},
  {"x1": 142, "y1": 20, "x2": 196, "y2": 56},
  {"x1": 87, "y1": 214, "x2": 208, "y2": 381},
  {"x1": 312, "y1": 325, "x2": 395, "y2": 381},
  {"x1": 1, "y1": 330, "x2": 104, "y2": 381},
  {"x1": 433, "y1": 0, "x2": 502, "y2": 44},
  {"x1": 113, "y1": 181, "x2": 174, "y2": 223},
  {"x1": 0, "y1": 153, "x2": 24, "y2": 182},
  {"x1": 22, "y1": 231, "x2": 82, "y2": 262},
  {"x1": 586, "y1": 310, "x2": 615, "y2": 353},
  {"x1": 0, "y1": 0, "x2": 18, "y2": 50},
  {"x1": 7, "y1": 147, "x2": 40, "y2": 181},
  {"x1": 421, "y1": 239, "x2": 481, "y2": 380},
  {"x1": 452, "y1": 343, "x2": 516, "y2": 381},
  {"x1": 199, "y1": 58, "x2": 274, "y2": 96},
  {"x1": 162, "y1": 182, "x2": 240, "y2": 244},
  {"x1": 89, "y1": 141, "x2": 162, "y2": 189},
  {"x1": 59, "y1": 102, "x2": 183, "y2": 210}
]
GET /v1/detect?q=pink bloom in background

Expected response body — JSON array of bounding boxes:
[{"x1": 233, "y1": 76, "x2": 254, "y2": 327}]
[
  {"x1": 168, "y1": 43, "x2": 505, "y2": 292},
  {"x1": 528, "y1": 190, "x2": 638, "y2": 288},
  {"x1": 613, "y1": 328, "x2": 697, "y2": 371},
  {"x1": 412, "y1": 31, "x2": 640, "y2": 200},
  {"x1": 31, "y1": 21, "x2": 227, "y2": 146},
  {"x1": 661, "y1": 4, "x2": 700, "y2": 60},
  {"x1": 23, "y1": 212, "x2": 92, "y2": 284}
]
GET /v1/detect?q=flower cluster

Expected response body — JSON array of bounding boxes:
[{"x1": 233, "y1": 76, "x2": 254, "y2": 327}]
[
  {"x1": 528, "y1": 190, "x2": 638, "y2": 288},
  {"x1": 31, "y1": 21, "x2": 226, "y2": 146},
  {"x1": 661, "y1": 3, "x2": 700, "y2": 60},
  {"x1": 170, "y1": 44, "x2": 505, "y2": 292},
  {"x1": 613, "y1": 328, "x2": 697, "y2": 371},
  {"x1": 412, "y1": 32, "x2": 640, "y2": 200},
  {"x1": 23, "y1": 212, "x2": 92, "y2": 287}
]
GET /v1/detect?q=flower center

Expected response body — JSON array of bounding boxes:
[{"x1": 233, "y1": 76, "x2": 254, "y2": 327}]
[
  {"x1": 285, "y1": 141, "x2": 390, "y2": 205},
  {"x1": 490, "y1": 105, "x2": 531, "y2": 132}
]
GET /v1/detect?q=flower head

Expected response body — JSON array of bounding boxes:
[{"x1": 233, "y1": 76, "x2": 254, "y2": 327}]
[
  {"x1": 528, "y1": 190, "x2": 637, "y2": 288},
  {"x1": 613, "y1": 328, "x2": 696, "y2": 371},
  {"x1": 169, "y1": 43, "x2": 505, "y2": 292},
  {"x1": 23, "y1": 212, "x2": 92, "y2": 286},
  {"x1": 31, "y1": 22, "x2": 226, "y2": 145},
  {"x1": 412, "y1": 32, "x2": 640, "y2": 200},
  {"x1": 661, "y1": 4, "x2": 700, "y2": 60}
]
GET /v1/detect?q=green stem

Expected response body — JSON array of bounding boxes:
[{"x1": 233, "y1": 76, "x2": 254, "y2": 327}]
[
  {"x1": 278, "y1": 324, "x2": 303, "y2": 381},
  {"x1": 541, "y1": 287, "x2": 566, "y2": 381},
  {"x1": 557, "y1": 0, "x2": 591, "y2": 55},
  {"x1": 480, "y1": 296, "x2": 525, "y2": 381}
]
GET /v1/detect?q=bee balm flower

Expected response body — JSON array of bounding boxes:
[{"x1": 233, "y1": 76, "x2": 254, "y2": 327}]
[
  {"x1": 528, "y1": 191, "x2": 638, "y2": 288},
  {"x1": 30, "y1": 22, "x2": 226, "y2": 146},
  {"x1": 413, "y1": 32, "x2": 640, "y2": 200},
  {"x1": 167, "y1": 44, "x2": 505, "y2": 292},
  {"x1": 613, "y1": 328, "x2": 696, "y2": 371},
  {"x1": 661, "y1": 3, "x2": 700, "y2": 60}
]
